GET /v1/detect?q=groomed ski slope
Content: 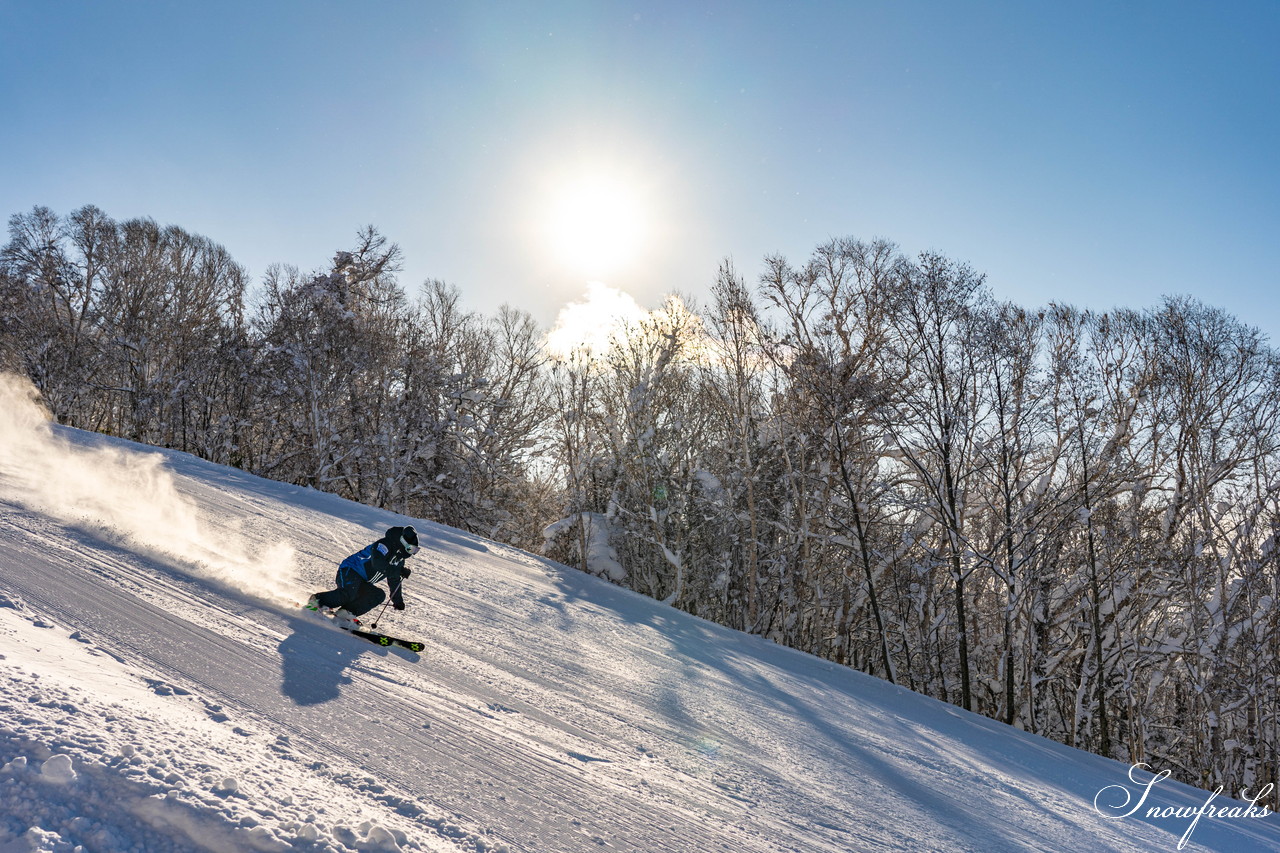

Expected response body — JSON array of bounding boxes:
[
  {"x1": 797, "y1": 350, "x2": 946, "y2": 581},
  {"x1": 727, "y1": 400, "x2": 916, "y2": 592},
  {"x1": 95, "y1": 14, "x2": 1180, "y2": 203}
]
[{"x1": 1, "y1": 382, "x2": 1277, "y2": 853}]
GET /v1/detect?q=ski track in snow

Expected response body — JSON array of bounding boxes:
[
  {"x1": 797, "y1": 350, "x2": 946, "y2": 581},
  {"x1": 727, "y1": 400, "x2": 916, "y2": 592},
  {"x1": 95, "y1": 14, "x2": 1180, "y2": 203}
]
[{"x1": 2, "y1": 422, "x2": 1280, "y2": 852}]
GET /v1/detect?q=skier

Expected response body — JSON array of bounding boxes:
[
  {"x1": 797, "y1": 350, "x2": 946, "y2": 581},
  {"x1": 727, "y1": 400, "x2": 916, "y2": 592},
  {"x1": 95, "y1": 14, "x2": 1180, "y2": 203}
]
[{"x1": 308, "y1": 525, "x2": 418, "y2": 624}]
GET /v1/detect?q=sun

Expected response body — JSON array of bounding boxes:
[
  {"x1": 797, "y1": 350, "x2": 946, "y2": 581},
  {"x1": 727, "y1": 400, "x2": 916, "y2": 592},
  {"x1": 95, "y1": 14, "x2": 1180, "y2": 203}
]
[{"x1": 544, "y1": 172, "x2": 647, "y2": 279}]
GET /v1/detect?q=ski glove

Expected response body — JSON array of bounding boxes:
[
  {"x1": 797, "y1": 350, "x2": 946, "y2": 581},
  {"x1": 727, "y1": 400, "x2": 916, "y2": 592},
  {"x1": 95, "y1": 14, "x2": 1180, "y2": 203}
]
[{"x1": 400, "y1": 567, "x2": 412, "y2": 578}]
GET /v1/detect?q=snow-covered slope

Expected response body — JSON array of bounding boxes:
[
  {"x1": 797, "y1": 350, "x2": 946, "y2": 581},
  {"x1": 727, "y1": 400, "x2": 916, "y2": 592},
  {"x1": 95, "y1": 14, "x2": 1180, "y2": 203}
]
[{"x1": 1, "y1": 382, "x2": 1278, "y2": 853}]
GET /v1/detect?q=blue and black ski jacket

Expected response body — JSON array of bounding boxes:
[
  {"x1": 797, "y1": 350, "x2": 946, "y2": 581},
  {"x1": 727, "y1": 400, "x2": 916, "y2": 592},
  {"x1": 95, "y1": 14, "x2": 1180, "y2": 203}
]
[{"x1": 337, "y1": 529, "x2": 410, "y2": 605}]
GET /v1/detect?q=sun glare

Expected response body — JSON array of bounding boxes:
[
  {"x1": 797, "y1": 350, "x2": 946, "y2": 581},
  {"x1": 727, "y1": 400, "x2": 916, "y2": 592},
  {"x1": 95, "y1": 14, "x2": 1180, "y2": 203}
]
[
  {"x1": 545, "y1": 281, "x2": 647, "y2": 360},
  {"x1": 545, "y1": 173, "x2": 647, "y2": 279}
]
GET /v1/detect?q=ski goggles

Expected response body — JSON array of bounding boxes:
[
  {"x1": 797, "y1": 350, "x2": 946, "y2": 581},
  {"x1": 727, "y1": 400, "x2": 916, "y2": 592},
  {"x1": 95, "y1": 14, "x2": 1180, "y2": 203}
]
[{"x1": 401, "y1": 535, "x2": 419, "y2": 556}]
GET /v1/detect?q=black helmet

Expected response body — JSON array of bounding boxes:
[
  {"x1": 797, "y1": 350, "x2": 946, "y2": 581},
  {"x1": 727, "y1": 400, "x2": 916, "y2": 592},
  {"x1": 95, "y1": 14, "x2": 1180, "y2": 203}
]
[{"x1": 399, "y1": 525, "x2": 419, "y2": 556}]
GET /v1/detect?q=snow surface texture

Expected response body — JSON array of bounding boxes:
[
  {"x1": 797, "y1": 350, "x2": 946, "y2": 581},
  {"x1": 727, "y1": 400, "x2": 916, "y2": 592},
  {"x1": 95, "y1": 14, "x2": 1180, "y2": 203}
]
[{"x1": 1, "y1": 373, "x2": 1278, "y2": 852}]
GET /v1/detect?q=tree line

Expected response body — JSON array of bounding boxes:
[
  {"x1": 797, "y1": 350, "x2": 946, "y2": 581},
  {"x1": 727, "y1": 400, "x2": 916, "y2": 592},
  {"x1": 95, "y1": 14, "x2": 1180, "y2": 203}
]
[{"x1": 4, "y1": 205, "x2": 1278, "y2": 803}]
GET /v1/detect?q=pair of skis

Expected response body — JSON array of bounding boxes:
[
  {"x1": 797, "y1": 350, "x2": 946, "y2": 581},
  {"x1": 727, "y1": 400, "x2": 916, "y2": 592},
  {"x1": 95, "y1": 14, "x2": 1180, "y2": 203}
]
[{"x1": 302, "y1": 603, "x2": 426, "y2": 654}]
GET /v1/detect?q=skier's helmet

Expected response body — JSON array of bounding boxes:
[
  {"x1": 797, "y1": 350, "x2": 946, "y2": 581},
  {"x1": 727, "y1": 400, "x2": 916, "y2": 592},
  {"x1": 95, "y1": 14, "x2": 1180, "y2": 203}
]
[{"x1": 400, "y1": 526, "x2": 419, "y2": 556}]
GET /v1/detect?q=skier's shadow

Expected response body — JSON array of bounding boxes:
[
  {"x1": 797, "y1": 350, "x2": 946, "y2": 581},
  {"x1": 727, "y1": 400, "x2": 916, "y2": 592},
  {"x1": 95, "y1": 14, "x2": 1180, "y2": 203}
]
[{"x1": 277, "y1": 616, "x2": 371, "y2": 706}]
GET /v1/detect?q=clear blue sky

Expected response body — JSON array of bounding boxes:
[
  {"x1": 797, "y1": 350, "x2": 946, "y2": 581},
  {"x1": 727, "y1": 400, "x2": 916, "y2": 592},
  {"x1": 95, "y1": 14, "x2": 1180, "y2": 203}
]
[{"x1": 2, "y1": 1, "x2": 1277, "y2": 337}]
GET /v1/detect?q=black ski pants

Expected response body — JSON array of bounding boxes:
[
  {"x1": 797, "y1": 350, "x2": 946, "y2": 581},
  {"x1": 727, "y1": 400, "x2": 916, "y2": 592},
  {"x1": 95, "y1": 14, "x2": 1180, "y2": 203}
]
[{"x1": 316, "y1": 568, "x2": 385, "y2": 616}]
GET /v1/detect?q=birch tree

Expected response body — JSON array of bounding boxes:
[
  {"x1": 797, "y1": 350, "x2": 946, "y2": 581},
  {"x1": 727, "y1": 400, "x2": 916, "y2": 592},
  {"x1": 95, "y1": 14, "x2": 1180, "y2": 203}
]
[{"x1": 882, "y1": 252, "x2": 990, "y2": 711}]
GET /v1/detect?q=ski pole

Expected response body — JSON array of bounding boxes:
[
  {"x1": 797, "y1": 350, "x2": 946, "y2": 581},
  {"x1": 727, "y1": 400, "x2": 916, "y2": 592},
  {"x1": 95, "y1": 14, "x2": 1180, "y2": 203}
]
[{"x1": 370, "y1": 596, "x2": 392, "y2": 630}]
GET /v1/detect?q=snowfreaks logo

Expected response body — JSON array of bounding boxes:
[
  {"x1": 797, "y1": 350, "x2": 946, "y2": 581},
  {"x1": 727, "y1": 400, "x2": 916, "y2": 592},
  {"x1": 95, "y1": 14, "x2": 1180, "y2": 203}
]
[{"x1": 1093, "y1": 763, "x2": 1274, "y2": 850}]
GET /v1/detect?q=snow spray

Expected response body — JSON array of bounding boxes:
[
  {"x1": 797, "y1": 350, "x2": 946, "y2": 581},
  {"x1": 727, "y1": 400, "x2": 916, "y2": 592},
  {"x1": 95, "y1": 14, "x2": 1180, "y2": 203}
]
[{"x1": 0, "y1": 373, "x2": 296, "y2": 605}]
